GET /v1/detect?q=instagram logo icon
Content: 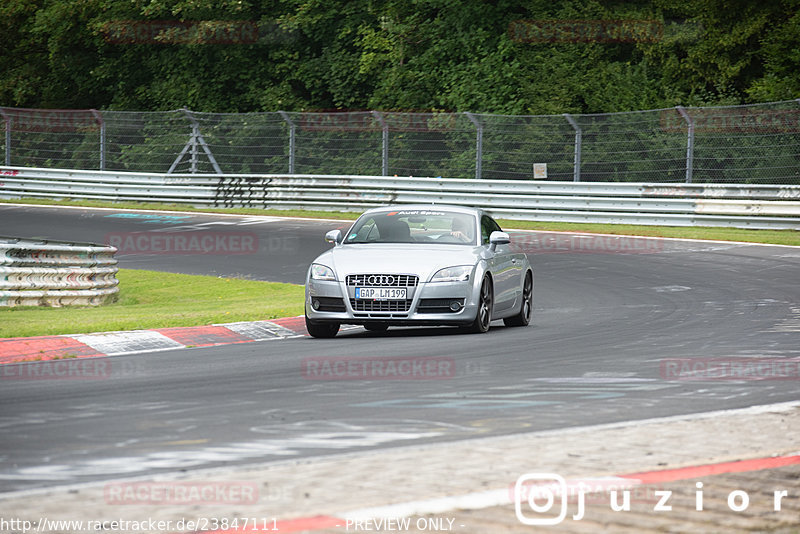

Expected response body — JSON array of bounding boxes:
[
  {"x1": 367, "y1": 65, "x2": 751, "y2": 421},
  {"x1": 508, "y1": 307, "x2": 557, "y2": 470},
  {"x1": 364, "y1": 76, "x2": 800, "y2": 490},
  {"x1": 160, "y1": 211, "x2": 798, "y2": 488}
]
[{"x1": 514, "y1": 473, "x2": 569, "y2": 525}]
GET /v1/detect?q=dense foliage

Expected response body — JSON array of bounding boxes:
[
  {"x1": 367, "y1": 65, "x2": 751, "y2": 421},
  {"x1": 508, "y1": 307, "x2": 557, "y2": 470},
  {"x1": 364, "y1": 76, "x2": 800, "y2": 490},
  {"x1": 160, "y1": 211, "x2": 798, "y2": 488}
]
[{"x1": 1, "y1": 0, "x2": 798, "y2": 113}]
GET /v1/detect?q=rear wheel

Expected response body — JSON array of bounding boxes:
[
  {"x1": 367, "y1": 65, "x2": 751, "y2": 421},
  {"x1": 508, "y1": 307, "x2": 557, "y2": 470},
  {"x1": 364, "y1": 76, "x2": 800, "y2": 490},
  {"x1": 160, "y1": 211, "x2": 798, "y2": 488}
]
[
  {"x1": 305, "y1": 314, "x2": 339, "y2": 338},
  {"x1": 364, "y1": 323, "x2": 389, "y2": 332},
  {"x1": 468, "y1": 276, "x2": 493, "y2": 333},
  {"x1": 504, "y1": 271, "x2": 533, "y2": 327}
]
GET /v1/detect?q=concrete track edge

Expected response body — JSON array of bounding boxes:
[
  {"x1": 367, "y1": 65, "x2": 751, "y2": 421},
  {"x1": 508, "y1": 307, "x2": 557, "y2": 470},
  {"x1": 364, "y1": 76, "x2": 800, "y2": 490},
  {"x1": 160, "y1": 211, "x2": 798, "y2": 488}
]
[{"x1": 1, "y1": 402, "x2": 798, "y2": 533}]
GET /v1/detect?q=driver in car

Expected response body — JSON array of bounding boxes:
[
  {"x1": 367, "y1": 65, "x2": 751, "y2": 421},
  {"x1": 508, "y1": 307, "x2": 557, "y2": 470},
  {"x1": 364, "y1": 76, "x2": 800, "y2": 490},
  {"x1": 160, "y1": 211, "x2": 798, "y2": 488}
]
[{"x1": 449, "y1": 217, "x2": 473, "y2": 243}]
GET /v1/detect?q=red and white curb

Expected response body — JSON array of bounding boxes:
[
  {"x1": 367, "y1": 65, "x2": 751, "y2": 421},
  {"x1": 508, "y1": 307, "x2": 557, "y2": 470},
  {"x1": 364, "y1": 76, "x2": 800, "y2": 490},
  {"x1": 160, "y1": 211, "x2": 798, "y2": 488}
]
[
  {"x1": 198, "y1": 452, "x2": 800, "y2": 533},
  {"x1": 0, "y1": 316, "x2": 311, "y2": 364}
]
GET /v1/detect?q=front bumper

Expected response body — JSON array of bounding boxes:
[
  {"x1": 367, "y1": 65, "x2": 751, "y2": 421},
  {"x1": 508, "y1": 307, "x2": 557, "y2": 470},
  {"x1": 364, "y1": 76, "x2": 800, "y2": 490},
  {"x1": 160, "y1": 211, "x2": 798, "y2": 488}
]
[{"x1": 305, "y1": 278, "x2": 479, "y2": 326}]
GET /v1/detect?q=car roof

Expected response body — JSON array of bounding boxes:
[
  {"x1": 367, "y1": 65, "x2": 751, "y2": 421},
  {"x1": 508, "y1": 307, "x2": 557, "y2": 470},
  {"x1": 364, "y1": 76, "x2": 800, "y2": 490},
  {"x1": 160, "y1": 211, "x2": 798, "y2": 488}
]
[{"x1": 360, "y1": 204, "x2": 484, "y2": 218}]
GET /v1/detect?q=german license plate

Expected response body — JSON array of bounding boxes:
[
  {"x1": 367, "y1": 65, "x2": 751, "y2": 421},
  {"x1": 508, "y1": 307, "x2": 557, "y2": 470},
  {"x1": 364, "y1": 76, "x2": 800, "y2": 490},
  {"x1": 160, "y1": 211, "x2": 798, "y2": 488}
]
[{"x1": 355, "y1": 287, "x2": 407, "y2": 300}]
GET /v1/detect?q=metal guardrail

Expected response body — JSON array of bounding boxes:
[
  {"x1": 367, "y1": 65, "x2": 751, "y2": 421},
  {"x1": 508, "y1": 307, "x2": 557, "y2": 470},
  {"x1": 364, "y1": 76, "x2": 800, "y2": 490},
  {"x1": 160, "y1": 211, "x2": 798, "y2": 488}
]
[
  {"x1": 1, "y1": 167, "x2": 799, "y2": 229},
  {"x1": 0, "y1": 235, "x2": 119, "y2": 307}
]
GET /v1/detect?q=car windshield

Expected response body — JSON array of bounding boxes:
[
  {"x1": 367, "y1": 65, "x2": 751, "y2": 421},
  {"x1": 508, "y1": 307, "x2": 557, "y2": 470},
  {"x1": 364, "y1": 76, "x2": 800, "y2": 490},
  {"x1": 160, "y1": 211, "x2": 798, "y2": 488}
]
[{"x1": 345, "y1": 210, "x2": 478, "y2": 245}]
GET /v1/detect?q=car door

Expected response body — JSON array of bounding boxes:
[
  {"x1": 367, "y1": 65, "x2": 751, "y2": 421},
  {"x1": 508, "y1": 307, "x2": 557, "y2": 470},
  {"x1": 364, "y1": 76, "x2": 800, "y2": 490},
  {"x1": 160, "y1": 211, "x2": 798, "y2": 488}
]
[{"x1": 481, "y1": 215, "x2": 518, "y2": 312}]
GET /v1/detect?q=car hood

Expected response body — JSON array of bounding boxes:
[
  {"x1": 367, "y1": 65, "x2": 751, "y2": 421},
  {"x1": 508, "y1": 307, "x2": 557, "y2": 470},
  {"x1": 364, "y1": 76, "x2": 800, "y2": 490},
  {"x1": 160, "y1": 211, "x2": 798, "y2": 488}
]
[{"x1": 317, "y1": 244, "x2": 484, "y2": 281}]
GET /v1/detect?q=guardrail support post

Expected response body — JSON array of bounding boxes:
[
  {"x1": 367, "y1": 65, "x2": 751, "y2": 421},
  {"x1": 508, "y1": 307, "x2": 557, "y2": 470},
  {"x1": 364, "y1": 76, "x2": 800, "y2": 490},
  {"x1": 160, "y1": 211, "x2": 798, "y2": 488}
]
[
  {"x1": 90, "y1": 109, "x2": 105, "y2": 171},
  {"x1": 372, "y1": 111, "x2": 389, "y2": 176},
  {"x1": 564, "y1": 113, "x2": 582, "y2": 182},
  {"x1": 464, "y1": 112, "x2": 483, "y2": 179},
  {"x1": 676, "y1": 106, "x2": 694, "y2": 183},
  {"x1": 0, "y1": 108, "x2": 10, "y2": 166},
  {"x1": 278, "y1": 111, "x2": 296, "y2": 174}
]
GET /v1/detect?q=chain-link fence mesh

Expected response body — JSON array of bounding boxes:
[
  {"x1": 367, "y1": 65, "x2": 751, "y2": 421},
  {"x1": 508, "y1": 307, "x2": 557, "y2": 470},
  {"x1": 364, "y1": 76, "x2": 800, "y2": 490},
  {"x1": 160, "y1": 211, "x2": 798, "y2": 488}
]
[
  {"x1": 479, "y1": 113, "x2": 576, "y2": 180},
  {"x1": 1, "y1": 100, "x2": 798, "y2": 183}
]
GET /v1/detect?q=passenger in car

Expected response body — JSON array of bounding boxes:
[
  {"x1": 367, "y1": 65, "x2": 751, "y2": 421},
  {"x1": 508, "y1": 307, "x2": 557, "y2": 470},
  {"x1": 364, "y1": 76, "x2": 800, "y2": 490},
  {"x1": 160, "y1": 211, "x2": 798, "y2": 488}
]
[{"x1": 377, "y1": 218, "x2": 412, "y2": 242}]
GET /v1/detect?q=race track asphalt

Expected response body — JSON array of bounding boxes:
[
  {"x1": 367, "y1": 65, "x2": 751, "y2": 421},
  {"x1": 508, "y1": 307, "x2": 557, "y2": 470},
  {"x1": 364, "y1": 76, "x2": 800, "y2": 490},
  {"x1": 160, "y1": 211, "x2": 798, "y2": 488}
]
[{"x1": 1, "y1": 203, "x2": 798, "y2": 492}]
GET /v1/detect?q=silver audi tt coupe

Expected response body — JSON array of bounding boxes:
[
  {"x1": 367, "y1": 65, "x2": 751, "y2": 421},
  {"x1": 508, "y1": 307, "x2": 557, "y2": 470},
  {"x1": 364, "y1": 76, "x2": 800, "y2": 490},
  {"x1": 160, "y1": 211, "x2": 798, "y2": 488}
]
[{"x1": 304, "y1": 205, "x2": 533, "y2": 338}]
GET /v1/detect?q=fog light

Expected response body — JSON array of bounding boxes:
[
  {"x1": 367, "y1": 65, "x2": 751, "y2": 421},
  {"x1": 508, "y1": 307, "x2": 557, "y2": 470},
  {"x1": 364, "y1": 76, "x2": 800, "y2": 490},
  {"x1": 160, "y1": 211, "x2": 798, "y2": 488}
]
[
  {"x1": 449, "y1": 300, "x2": 462, "y2": 311},
  {"x1": 312, "y1": 299, "x2": 320, "y2": 310}
]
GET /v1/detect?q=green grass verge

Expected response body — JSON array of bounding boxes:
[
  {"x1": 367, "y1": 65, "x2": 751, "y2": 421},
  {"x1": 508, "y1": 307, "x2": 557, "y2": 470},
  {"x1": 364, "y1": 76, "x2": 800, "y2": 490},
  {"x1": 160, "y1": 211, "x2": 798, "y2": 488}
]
[
  {"x1": 2, "y1": 197, "x2": 798, "y2": 246},
  {"x1": 0, "y1": 197, "x2": 360, "y2": 221},
  {"x1": 493, "y1": 219, "x2": 800, "y2": 246},
  {"x1": 0, "y1": 269, "x2": 305, "y2": 338}
]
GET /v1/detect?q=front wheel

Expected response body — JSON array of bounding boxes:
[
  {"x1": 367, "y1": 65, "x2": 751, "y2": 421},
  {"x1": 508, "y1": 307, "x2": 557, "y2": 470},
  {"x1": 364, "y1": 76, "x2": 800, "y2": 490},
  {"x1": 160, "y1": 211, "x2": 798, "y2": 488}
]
[
  {"x1": 504, "y1": 271, "x2": 533, "y2": 327},
  {"x1": 468, "y1": 276, "x2": 493, "y2": 334},
  {"x1": 305, "y1": 314, "x2": 340, "y2": 338}
]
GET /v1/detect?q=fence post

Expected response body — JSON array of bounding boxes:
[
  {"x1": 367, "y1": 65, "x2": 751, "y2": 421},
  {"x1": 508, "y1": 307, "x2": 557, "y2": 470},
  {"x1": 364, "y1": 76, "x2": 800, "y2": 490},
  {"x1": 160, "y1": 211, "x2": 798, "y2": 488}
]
[
  {"x1": 0, "y1": 109, "x2": 10, "y2": 166},
  {"x1": 90, "y1": 109, "x2": 105, "y2": 171},
  {"x1": 563, "y1": 113, "x2": 582, "y2": 182},
  {"x1": 188, "y1": 109, "x2": 222, "y2": 174},
  {"x1": 676, "y1": 106, "x2": 694, "y2": 183},
  {"x1": 189, "y1": 113, "x2": 198, "y2": 173},
  {"x1": 464, "y1": 112, "x2": 482, "y2": 179},
  {"x1": 278, "y1": 111, "x2": 296, "y2": 174},
  {"x1": 371, "y1": 111, "x2": 389, "y2": 176}
]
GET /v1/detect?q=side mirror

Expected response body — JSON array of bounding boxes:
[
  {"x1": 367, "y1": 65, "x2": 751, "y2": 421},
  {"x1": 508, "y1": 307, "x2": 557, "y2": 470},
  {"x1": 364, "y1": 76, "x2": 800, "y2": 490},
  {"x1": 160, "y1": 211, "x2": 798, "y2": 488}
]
[
  {"x1": 325, "y1": 229, "x2": 343, "y2": 245},
  {"x1": 489, "y1": 231, "x2": 510, "y2": 251}
]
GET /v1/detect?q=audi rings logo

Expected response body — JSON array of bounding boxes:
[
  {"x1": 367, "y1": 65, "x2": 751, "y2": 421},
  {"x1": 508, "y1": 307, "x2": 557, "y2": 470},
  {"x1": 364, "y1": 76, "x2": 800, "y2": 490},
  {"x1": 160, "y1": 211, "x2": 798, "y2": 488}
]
[{"x1": 367, "y1": 275, "x2": 395, "y2": 286}]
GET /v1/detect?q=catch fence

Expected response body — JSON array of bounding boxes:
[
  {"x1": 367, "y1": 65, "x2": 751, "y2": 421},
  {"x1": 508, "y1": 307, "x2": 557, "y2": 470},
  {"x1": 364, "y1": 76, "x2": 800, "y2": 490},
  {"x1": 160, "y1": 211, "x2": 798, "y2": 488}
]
[{"x1": 1, "y1": 100, "x2": 798, "y2": 184}]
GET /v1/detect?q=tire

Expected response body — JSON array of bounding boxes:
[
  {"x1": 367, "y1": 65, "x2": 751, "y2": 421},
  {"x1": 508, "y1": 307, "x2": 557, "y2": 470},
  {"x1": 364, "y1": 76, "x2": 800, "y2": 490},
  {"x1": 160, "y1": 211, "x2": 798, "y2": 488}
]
[
  {"x1": 468, "y1": 276, "x2": 493, "y2": 333},
  {"x1": 305, "y1": 314, "x2": 340, "y2": 338},
  {"x1": 364, "y1": 323, "x2": 389, "y2": 332},
  {"x1": 504, "y1": 271, "x2": 533, "y2": 327}
]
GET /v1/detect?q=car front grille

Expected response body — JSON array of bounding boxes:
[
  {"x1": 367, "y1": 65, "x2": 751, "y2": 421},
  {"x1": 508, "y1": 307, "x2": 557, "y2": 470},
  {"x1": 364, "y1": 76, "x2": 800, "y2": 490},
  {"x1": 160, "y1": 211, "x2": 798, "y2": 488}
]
[
  {"x1": 346, "y1": 274, "x2": 419, "y2": 287},
  {"x1": 350, "y1": 299, "x2": 413, "y2": 312}
]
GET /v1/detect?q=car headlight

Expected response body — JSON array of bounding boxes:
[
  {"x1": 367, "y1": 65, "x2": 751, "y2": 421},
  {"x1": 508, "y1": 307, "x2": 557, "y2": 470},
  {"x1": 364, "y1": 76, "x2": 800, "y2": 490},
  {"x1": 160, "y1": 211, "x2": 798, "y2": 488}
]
[
  {"x1": 310, "y1": 263, "x2": 337, "y2": 281},
  {"x1": 430, "y1": 265, "x2": 471, "y2": 283}
]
